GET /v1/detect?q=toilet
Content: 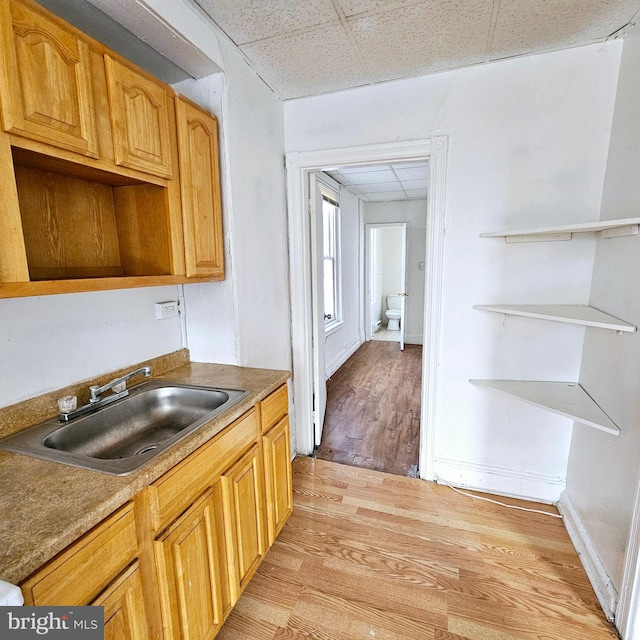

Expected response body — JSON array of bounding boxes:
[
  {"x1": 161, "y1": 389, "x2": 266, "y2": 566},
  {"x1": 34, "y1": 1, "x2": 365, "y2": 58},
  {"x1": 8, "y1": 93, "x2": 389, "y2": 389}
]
[{"x1": 385, "y1": 295, "x2": 402, "y2": 331}]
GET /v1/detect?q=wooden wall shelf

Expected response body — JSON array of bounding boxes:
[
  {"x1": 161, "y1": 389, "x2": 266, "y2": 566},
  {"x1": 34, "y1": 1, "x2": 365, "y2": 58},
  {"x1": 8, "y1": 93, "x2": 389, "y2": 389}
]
[
  {"x1": 481, "y1": 217, "x2": 640, "y2": 243},
  {"x1": 473, "y1": 304, "x2": 636, "y2": 333},
  {"x1": 470, "y1": 379, "x2": 620, "y2": 435}
]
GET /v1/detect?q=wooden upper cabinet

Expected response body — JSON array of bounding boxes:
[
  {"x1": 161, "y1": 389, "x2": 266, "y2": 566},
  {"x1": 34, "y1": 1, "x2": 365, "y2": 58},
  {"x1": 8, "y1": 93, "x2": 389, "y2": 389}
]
[
  {"x1": 176, "y1": 98, "x2": 224, "y2": 279},
  {"x1": 0, "y1": 0, "x2": 98, "y2": 157},
  {"x1": 104, "y1": 54, "x2": 173, "y2": 179}
]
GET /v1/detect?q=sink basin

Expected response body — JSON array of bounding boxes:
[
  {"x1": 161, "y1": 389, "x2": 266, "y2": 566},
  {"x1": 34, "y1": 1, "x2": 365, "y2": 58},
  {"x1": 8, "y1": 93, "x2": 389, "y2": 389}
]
[{"x1": 0, "y1": 381, "x2": 249, "y2": 475}]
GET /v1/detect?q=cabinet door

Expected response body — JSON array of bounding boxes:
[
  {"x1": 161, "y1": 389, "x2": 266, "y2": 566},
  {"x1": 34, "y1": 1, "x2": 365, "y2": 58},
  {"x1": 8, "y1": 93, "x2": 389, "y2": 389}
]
[
  {"x1": 92, "y1": 562, "x2": 150, "y2": 640},
  {"x1": 263, "y1": 417, "x2": 293, "y2": 545},
  {"x1": 104, "y1": 54, "x2": 172, "y2": 178},
  {"x1": 154, "y1": 489, "x2": 225, "y2": 640},
  {"x1": 221, "y1": 444, "x2": 266, "y2": 603},
  {"x1": 0, "y1": 0, "x2": 98, "y2": 157},
  {"x1": 176, "y1": 98, "x2": 224, "y2": 279}
]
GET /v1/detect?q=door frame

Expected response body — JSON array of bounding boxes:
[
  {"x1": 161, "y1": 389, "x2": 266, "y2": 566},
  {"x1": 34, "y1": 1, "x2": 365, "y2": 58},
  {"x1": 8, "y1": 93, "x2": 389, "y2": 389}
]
[
  {"x1": 365, "y1": 222, "x2": 409, "y2": 349},
  {"x1": 285, "y1": 137, "x2": 448, "y2": 480}
]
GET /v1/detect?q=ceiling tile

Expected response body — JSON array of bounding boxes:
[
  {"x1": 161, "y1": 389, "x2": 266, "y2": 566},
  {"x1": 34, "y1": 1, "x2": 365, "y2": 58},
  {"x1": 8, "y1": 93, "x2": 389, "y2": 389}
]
[
  {"x1": 240, "y1": 25, "x2": 368, "y2": 99},
  {"x1": 194, "y1": 0, "x2": 339, "y2": 45},
  {"x1": 348, "y1": 0, "x2": 494, "y2": 82},
  {"x1": 491, "y1": 0, "x2": 639, "y2": 59},
  {"x1": 340, "y1": 169, "x2": 397, "y2": 184},
  {"x1": 405, "y1": 189, "x2": 429, "y2": 199},
  {"x1": 338, "y1": 0, "x2": 428, "y2": 18},
  {"x1": 394, "y1": 166, "x2": 429, "y2": 181},
  {"x1": 400, "y1": 179, "x2": 430, "y2": 191},
  {"x1": 356, "y1": 181, "x2": 405, "y2": 193}
]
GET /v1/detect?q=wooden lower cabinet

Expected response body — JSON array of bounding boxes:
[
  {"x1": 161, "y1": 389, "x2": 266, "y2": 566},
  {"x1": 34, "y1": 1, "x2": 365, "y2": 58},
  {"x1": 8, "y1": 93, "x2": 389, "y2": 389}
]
[
  {"x1": 263, "y1": 416, "x2": 293, "y2": 545},
  {"x1": 20, "y1": 387, "x2": 292, "y2": 640},
  {"x1": 94, "y1": 562, "x2": 150, "y2": 640},
  {"x1": 221, "y1": 444, "x2": 266, "y2": 602},
  {"x1": 154, "y1": 489, "x2": 225, "y2": 640}
]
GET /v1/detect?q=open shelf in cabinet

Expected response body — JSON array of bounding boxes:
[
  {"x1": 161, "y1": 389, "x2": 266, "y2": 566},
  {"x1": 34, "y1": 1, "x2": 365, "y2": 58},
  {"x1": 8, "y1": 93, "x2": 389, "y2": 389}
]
[
  {"x1": 470, "y1": 379, "x2": 620, "y2": 435},
  {"x1": 12, "y1": 147, "x2": 174, "y2": 282},
  {"x1": 473, "y1": 304, "x2": 636, "y2": 333},
  {"x1": 481, "y1": 217, "x2": 640, "y2": 242}
]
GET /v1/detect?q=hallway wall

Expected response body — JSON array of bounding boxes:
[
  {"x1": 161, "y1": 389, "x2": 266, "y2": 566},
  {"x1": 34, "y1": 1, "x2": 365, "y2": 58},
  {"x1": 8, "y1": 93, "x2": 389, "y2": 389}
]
[{"x1": 285, "y1": 42, "x2": 622, "y2": 501}]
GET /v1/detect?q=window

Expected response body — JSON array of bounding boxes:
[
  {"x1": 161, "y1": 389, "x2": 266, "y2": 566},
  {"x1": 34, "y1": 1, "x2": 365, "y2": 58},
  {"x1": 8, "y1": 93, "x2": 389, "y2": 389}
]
[{"x1": 319, "y1": 182, "x2": 341, "y2": 332}]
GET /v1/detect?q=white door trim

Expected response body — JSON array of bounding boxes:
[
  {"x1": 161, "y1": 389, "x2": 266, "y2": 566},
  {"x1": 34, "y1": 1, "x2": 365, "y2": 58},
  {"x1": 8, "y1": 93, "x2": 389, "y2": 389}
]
[
  {"x1": 617, "y1": 477, "x2": 640, "y2": 638},
  {"x1": 285, "y1": 137, "x2": 448, "y2": 480}
]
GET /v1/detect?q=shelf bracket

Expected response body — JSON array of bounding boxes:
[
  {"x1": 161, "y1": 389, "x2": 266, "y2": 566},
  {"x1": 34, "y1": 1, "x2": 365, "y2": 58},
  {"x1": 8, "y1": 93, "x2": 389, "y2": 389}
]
[{"x1": 599, "y1": 224, "x2": 639, "y2": 239}]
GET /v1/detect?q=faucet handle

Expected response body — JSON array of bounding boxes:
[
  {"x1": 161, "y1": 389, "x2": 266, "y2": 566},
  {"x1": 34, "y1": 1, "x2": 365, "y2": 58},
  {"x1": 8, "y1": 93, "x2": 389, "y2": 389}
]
[{"x1": 89, "y1": 385, "x2": 101, "y2": 403}]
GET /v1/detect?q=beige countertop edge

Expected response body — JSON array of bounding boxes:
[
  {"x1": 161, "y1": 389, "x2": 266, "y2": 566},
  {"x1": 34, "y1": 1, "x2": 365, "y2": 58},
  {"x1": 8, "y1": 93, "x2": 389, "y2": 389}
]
[{"x1": 0, "y1": 361, "x2": 290, "y2": 585}]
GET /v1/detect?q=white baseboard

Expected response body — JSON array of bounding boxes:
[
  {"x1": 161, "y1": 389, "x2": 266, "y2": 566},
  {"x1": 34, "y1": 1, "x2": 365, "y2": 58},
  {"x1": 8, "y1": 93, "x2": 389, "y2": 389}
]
[
  {"x1": 405, "y1": 333, "x2": 423, "y2": 345},
  {"x1": 557, "y1": 491, "x2": 618, "y2": 621},
  {"x1": 325, "y1": 336, "x2": 363, "y2": 379},
  {"x1": 433, "y1": 457, "x2": 565, "y2": 504}
]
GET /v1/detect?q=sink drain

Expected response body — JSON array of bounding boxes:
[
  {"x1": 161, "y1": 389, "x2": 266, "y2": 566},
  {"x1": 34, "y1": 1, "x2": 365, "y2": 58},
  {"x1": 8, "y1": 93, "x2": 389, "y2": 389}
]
[{"x1": 135, "y1": 444, "x2": 159, "y2": 456}]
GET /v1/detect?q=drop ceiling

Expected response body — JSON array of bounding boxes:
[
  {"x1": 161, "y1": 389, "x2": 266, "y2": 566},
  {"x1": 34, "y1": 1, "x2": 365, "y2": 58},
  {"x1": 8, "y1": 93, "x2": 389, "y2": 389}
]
[
  {"x1": 326, "y1": 161, "x2": 429, "y2": 202},
  {"x1": 193, "y1": 0, "x2": 640, "y2": 100}
]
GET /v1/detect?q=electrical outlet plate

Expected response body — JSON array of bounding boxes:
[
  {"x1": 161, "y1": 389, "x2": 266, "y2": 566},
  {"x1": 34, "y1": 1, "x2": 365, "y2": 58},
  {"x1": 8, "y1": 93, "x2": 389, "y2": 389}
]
[{"x1": 155, "y1": 301, "x2": 179, "y2": 320}]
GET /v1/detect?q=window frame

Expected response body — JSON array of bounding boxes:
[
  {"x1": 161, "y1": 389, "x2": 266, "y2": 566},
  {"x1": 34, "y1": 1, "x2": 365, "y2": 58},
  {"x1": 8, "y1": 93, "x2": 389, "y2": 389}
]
[{"x1": 318, "y1": 181, "x2": 342, "y2": 334}]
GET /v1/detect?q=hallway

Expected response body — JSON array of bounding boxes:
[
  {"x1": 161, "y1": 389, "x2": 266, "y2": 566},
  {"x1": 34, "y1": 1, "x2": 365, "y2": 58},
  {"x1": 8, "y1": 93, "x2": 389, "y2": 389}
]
[{"x1": 315, "y1": 340, "x2": 422, "y2": 477}]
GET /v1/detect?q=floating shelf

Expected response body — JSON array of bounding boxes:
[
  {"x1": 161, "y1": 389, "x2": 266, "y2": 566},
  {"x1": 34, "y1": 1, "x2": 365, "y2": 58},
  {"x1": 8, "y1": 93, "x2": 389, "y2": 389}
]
[
  {"x1": 481, "y1": 217, "x2": 640, "y2": 243},
  {"x1": 470, "y1": 379, "x2": 620, "y2": 435},
  {"x1": 473, "y1": 304, "x2": 636, "y2": 333}
]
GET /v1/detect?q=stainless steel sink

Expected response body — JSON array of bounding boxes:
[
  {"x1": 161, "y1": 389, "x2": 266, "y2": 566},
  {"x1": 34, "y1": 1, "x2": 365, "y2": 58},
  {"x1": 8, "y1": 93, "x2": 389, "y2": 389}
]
[{"x1": 0, "y1": 381, "x2": 249, "y2": 475}]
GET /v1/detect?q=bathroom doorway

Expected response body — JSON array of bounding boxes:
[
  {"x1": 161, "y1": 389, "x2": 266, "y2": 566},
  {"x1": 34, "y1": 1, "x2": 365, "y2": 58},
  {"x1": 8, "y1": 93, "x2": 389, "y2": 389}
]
[{"x1": 366, "y1": 223, "x2": 408, "y2": 349}]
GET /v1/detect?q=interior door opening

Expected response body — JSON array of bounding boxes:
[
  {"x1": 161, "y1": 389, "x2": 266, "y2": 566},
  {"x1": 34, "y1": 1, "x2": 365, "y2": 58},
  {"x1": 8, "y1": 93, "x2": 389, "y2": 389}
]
[
  {"x1": 285, "y1": 137, "x2": 449, "y2": 482},
  {"x1": 309, "y1": 163, "x2": 428, "y2": 477}
]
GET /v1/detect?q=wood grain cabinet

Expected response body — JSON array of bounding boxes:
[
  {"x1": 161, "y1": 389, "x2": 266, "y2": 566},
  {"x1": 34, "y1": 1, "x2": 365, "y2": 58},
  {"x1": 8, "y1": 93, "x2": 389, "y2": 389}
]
[
  {"x1": 93, "y1": 562, "x2": 151, "y2": 640},
  {"x1": 176, "y1": 97, "x2": 224, "y2": 279},
  {"x1": 0, "y1": 0, "x2": 98, "y2": 158},
  {"x1": 21, "y1": 502, "x2": 151, "y2": 637},
  {"x1": 260, "y1": 385, "x2": 293, "y2": 545},
  {"x1": 105, "y1": 55, "x2": 173, "y2": 179},
  {"x1": 0, "y1": 0, "x2": 226, "y2": 298},
  {"x1": 221, "y1": 444, "x2": 266, "y2": 602},
  {"x1": 19, "y1": 387, "x2": 291, "y2": 640},
  {"x1": 154, "y1": 489, "x2": 225, "y2": 640}
]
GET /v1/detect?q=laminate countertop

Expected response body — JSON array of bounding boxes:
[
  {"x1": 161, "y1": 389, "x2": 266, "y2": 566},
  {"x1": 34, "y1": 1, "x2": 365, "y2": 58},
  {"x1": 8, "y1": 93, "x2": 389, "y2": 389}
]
[{"x1": 0, "y1": 359, "x2": 289, "y2": 585}]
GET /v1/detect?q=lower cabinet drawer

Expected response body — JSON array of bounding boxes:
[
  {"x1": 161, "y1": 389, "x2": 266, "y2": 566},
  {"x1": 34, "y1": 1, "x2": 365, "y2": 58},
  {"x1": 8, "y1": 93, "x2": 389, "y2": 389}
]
[{"x1": 21, "y1": 502, "x2": 137, "y2": 606}]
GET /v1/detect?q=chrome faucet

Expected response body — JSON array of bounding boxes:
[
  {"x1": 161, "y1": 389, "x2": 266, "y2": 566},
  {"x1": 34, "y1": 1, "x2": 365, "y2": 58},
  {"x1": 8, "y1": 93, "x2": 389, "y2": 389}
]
[
  {"x1": 89, "y1": 366, "x2": 152, "y2": 404},
  {"x1": 58, "y1": 366, "x2": 152, "y2": 422}
]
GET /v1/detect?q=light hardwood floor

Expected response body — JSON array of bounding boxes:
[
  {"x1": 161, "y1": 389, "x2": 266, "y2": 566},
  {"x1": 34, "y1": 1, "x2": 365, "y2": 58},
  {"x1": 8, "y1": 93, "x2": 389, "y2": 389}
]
[
  {"x1": 217, "y1": 456, "x2": 618, "y2": 640},
  {"x1": 316, "y1": 341, "x2": 422, "y2": 477}
]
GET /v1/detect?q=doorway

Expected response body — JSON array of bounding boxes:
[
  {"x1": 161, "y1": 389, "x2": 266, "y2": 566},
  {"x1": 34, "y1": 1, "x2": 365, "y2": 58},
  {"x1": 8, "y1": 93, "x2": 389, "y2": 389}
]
[
  {"x1": 285, "y1": 137, "x2": 448, "y2": 481},
  {"x1": 367, "y1": 223, "x2": 408, "y2": 349}
]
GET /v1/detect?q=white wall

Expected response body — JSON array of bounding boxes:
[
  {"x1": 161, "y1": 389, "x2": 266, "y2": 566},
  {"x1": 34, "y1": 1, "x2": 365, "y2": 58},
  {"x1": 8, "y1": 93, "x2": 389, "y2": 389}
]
[
  {"x1": 364, "y1": 200, "x2": 427, "y2": 343},
  {"x1": 324, "y1": 187, "x2": 362, "y2": 377},
  {"x1": 285, "y1": 42, "x2": 622, "y2": 501},
  {"x1": 565, "y1": 29, "x2": 640, "y2": 600},
  {"x1": 0, "y1": 286, "x2": 183, "y2": 407},
  {"x1": 174, "y1": 25, "x2": 289, "y2": 371}
]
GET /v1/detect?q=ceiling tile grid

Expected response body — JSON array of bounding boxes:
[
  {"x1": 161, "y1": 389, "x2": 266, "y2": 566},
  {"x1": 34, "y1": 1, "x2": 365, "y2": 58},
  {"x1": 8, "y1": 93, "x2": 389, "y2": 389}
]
[
  {"x1": 193, "y1": 0, "x2": 640, "y2": 100},
  {"x1": 347, "y1": 1, "x2": 495, "y2": 82},
  {"x1": 239, "y1": 23, "x2": 370, "y2": 98},
  {"x1": 326, "y1": 161, "x2": 430, "y2": 201}
]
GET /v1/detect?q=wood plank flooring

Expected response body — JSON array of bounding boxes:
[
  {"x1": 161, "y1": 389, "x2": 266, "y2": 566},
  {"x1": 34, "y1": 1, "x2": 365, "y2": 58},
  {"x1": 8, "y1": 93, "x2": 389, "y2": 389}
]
[
  {"x1": 217, "y1": 457, "x2": 618, "y2": 640},
  {"x1": 316, "y1": 341, "x2": 422, "y2": 477}
]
